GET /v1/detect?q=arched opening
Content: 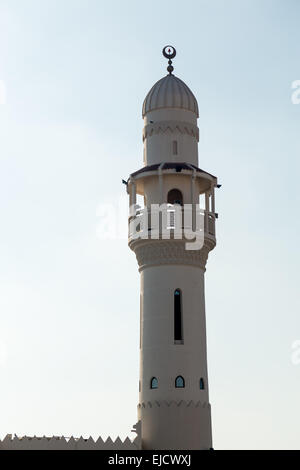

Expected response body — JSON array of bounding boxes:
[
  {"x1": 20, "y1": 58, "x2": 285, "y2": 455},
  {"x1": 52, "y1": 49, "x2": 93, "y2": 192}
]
[
  {"x1": 150, "y1": 377, "x2": 158, "y2": 389},
  {"x1": 200, "y1": 378, "x2": 205, "y2": 390},
  {"x1": 175, "y1": 375, "x2": 185, "y2": 388},
  {"x1": 167, "y1": 189, "x2": 183, "y2": 206},
  {"x1": 174, "y1": 289, "x2": 183, "y2": 342}
]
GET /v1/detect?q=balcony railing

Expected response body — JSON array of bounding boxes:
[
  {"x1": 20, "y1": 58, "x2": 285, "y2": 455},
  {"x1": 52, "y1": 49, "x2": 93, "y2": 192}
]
[{"x1": 128, "y1": 206, "x2": 216, "y2": 242}]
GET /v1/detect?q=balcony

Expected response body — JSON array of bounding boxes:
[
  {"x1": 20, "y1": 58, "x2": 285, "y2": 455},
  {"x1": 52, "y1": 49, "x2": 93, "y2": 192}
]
[{"x1": 128, "y1": 205, "x2": 216, "y2": 245}]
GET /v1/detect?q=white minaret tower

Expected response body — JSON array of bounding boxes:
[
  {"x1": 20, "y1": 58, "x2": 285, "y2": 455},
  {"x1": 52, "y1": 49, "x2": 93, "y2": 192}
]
[{"x1": 126, "y1": 46, "x2": 218, "y2": 450}]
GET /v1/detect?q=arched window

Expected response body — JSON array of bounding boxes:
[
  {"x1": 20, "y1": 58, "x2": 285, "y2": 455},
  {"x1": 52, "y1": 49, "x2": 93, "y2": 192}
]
[
  {"x1": 150, "y1": 377, "x2": 158, "y2": 389},
  {"x1": 200, "y1": 378, "x2": 205, "y2": 390},
  {"x1": 175, "y1": 375, "x2": 185, "y2": 388},
  {"x1": 174, "y1": 289, "x2": 183, "y2": 342},
  {"x1": 168, "y1": 189, "x2": 183, "y2": 206}
]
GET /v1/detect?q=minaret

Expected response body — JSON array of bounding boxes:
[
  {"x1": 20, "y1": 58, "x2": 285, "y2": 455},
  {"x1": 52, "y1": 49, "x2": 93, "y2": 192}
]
[{"x1": 126, "y1": 46, "x2": 218, "y2": 450}]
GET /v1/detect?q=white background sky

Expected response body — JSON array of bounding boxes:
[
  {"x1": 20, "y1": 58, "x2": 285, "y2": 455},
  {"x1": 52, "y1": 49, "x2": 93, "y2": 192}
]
[{"x1": 0, "y1": 0, "x2": 300, "y2": 449}]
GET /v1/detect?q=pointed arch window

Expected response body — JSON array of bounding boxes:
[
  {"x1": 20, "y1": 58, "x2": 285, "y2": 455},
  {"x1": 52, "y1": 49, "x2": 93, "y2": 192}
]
[
  {"x1": 200, "y1": 378, "x2": 205, "y2": 390},
  {"x1": 150, "y1": 377, "x2": 158, "y2": 389},
  {"x1": 175, "y1": 375, "x2": 185, "y2": 388},
  {"x1": 174, "y1": 289, "x2": 183, "y2": 343}
]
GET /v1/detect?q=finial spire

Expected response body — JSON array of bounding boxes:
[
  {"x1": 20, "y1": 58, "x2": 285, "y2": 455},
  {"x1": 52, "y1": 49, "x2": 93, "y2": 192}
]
[{"x1": 162, "y1": 45, "x2": 176, "y2": 75}]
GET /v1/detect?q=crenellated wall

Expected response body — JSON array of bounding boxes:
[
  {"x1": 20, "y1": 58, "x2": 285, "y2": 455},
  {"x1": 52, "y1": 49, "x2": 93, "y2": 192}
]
[{"x1": 0, "y1": 422, "x2": 141, "y2": 450}]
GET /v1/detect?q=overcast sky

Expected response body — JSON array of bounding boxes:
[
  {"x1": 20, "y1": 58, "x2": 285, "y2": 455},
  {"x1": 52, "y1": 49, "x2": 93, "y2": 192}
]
[{"x1": 0, "y1": 0, "x2": 300, "y2": 449}]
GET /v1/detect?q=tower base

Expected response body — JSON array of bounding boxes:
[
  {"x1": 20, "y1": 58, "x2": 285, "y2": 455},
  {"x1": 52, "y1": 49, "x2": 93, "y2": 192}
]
[{"x1": 138, "y1": 400, "x2": 212, "y2": 450}]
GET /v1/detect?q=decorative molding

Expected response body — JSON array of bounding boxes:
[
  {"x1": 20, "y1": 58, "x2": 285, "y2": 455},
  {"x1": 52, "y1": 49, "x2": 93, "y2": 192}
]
[
  {"x1": 129, "y1": 239, "x2": 214, "y2": 271},
  {"x1": 138, "y1": 400, "x2": 211, "y2": 409},
  {"x1": 143, "y1": 121, "x2": 199, "y2": 142}
]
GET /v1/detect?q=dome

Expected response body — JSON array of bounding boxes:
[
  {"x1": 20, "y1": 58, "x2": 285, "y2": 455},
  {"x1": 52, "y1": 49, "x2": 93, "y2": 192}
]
[{"x1": 142, "y1": 74, "x2": 199, "y2": 117}]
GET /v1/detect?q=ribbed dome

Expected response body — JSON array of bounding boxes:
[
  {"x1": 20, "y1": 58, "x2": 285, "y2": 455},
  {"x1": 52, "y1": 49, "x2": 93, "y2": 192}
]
[{"x1": 142, "y1": 74, "x2": 199, "y2": 117}]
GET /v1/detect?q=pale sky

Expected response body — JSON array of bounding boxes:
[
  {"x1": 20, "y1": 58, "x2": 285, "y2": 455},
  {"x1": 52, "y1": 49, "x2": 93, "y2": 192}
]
[{"x1": 0, "y1": 0, "x2": 300, "y2": 449}]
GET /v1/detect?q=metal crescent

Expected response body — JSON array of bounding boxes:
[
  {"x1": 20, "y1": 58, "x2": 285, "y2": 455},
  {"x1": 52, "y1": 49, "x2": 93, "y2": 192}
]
[{"x1": 162, "y1": 45, "x2": 176, "y2": 60}]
